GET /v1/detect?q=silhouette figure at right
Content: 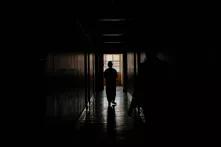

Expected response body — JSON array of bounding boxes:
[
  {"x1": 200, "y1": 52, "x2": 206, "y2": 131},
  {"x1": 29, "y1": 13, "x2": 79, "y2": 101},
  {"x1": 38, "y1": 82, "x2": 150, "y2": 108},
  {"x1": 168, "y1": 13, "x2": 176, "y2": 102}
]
[{"x1": 129, "y1": 48, "x2": 169, "y2": 128}]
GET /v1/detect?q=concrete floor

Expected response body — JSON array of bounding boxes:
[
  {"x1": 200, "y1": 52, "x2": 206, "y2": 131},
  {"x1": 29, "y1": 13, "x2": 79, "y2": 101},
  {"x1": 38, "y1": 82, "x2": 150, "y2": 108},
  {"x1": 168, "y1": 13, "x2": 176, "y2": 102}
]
[
  {"x1": 43, "y1": 87, "x2": 151, "y2": 145},
  {"x1": 76, "y1": 87, "x2": 148, "y2": 145}
]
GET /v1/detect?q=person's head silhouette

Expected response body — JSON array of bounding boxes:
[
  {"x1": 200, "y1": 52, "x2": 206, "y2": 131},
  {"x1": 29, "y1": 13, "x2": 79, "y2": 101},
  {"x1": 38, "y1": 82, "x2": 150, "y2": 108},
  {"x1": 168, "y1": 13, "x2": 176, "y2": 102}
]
[
  {"x1": 108, "y1": 61, "x2": 113, "y2": 68},
  {"x1": 145, "y1": 48, "x2": 158, "y2": 59}
]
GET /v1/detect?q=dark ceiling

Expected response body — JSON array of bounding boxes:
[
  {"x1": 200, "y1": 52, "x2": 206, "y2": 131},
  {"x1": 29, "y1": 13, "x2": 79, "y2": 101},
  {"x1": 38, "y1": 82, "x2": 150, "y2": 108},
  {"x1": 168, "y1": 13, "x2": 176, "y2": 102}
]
[{"x1": 36, "y1": 0, "x2": 219, "y2": 52}]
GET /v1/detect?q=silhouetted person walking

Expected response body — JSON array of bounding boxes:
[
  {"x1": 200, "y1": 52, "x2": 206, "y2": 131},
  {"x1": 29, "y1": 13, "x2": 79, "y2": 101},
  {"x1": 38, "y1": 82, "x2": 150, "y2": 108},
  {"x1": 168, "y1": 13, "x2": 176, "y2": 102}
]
[
  {"x1": 104, "y1": 61, "x2": 117, "y2": 106},
  {"x1": 130, "y1": 48, "x2": 168, "y2": 128}
]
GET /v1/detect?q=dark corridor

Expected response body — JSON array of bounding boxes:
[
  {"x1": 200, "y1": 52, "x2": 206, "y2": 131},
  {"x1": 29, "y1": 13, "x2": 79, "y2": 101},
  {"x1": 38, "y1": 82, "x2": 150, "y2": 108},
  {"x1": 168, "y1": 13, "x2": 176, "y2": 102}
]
[
  {"x1": 36, "y1": 1, "x2": 220, "y2": 146},
  {"x1": 39, "y1": 49, "x2": 219, "y2": 145}
]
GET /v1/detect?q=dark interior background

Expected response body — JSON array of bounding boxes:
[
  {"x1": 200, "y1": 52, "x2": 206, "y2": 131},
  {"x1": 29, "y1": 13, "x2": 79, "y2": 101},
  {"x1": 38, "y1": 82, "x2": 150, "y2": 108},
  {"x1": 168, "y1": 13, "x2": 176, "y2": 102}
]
[{"x1": 17, "y1": 0, "x2": 220, "y2": 145}]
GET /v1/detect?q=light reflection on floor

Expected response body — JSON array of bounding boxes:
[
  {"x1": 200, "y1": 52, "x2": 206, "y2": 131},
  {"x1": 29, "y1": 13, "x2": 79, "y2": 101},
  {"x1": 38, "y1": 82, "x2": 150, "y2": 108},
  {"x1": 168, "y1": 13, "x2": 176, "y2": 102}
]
[{"x1": 78, "y1": 87, "x2": 147, "y2": 144}]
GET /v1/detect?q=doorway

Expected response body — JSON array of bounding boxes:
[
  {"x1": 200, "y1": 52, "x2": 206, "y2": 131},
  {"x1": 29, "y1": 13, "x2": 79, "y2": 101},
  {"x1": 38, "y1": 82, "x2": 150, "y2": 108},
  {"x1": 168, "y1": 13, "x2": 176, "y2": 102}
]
[{"x1": 103, "y1": 54, "x2": 123, "y2": 86}]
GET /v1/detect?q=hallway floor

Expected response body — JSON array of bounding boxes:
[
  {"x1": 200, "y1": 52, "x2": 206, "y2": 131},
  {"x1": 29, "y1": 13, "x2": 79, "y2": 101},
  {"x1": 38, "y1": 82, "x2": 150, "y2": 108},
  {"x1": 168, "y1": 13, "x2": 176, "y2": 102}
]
[
  {"x1": 75, "y1": 87, "x2": 148, "y2": 145},
  {"x1": 43, "y1": 87, "x2": 152, "y2": 145}
]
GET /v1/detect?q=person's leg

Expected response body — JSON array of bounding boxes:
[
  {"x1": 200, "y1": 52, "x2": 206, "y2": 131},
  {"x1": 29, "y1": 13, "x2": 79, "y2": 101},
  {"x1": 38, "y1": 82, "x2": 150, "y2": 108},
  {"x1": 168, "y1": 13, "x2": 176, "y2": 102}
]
[
  {"x1": 128, "y1": 98, "x2": 136, "y2": 116},
  {"x1": 111, "y1": 97, "x2": 116, "y2": 105},
  {"x1": 106, "y1": 90, "x2": 111, "y2": 106},
  {"x1": 111, "y1": 88, "x2": 116, "y2": 104}
]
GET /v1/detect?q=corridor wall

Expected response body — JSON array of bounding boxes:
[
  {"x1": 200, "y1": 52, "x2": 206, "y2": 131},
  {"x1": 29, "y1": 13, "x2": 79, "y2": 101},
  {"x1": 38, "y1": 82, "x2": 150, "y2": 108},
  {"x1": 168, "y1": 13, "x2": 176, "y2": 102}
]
[{"x1": 45, "y1": 52, "x2": 95, "y2": 122}]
